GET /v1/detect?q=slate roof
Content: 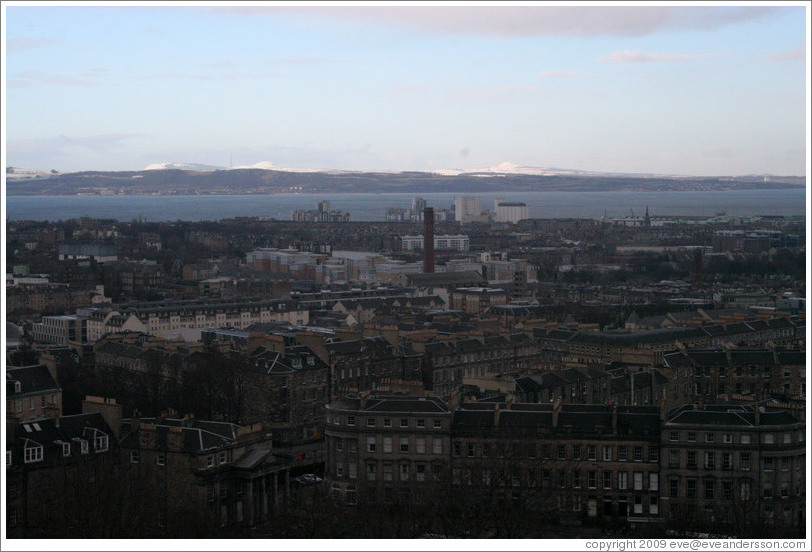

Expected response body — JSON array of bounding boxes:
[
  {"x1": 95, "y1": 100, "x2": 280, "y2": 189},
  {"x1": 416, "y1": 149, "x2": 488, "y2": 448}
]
[
  {"x1": 6, "y1": 365, "x2": 60, "y2": 397},
  {"x1": 9, "y1": 412, "x2": 115, "y2": 468},
  {"x1": 666, "y1": 404, "x2": 800, "y2": 427}
]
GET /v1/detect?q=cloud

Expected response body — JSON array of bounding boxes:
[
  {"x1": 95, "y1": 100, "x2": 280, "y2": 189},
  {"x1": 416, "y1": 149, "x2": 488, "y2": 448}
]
[
  {"x1": 148, "y1": 71, "x2": 278, "y2": 81},
  {"x1": 9, "y1": 134, "x2": 144, "y2": 158},
  {"x1": 6, "y1": 37, "x2": 55, "y2": 52},
  {"x1": 8, "y1": 70, "x2": 105, "y2": 87},
  {"x1": 538, "y1": 70, "x2": 579, "y2": 78},
  {"x1": 212, "y1": 5, "x2": 783, "y2": 38},
  {"x1": 597, "y1": 50, "x2": 715, "y2": 63},
  {"x1": 769, "y1": 45, "x2": 805, "y2": 61}
]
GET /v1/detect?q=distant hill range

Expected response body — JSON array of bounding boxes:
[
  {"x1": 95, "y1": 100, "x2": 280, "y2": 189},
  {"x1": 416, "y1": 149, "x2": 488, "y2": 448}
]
[{"x1": 5, "y1": 165, "x2": 805, "y2": 196}]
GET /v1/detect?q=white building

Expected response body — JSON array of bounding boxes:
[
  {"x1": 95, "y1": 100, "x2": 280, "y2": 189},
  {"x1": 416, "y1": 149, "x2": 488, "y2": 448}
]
[
  {"x1": 454, "y1": 196, "x2": 481, "y2": 223},
  {"x1": 401, "y1": 234, "x2": 470, "y2": 252},
  {"x1": 494, "y1": 199, "x2": 529, "y2": 223}
]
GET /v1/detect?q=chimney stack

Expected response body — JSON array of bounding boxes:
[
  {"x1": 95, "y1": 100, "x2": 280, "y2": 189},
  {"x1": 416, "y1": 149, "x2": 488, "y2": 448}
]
[{"x1": 423, "y1": 207, "x2": 434, "y2": 273}]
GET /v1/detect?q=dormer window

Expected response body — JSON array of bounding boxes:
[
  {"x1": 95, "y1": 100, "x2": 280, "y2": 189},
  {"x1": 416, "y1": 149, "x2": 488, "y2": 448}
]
[
  {"x1": 94, "y1": 435, "x2": 109, "y2": 452},
  {"x1": 24, "y1": 442, "x2": 44, "y2": 463},
  {"x1": 58, "y1": 441, "x2": 71, "y2": 457},
  {"x1": 14, "y1": 381, "x2": 21, "y2": 393},
  {"x1": 307, "y1": 356, "x2": 315, "y2": 366},
  {"x1": 73, "y1": 437, "x2": 90, "y2": 454}
]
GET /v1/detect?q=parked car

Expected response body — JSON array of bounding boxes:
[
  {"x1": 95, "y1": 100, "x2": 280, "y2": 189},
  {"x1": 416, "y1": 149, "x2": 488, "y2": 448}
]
[{"x1": 294, "y1": 473, "x2": 323, "y2": 487}]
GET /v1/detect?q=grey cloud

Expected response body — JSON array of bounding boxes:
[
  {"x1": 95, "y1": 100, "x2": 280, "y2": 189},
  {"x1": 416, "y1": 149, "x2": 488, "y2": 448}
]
[
  {"x1": 10, "y1": 134, "x2": 143, "y2": 155},
  {"x1": 597, "y1": 50, "x2": 716, "y2": 63},
  {"x1": 769, "y1": 45, "x2": 805, "y2": 61},
  {"x1": 213, "y1": 5, "x2": 783, "y2": 38},
  {"x1": 538, "y1": 70, "x2": 579, "y2": 78},
  {"x1": 8, "y1": 70, "x2": 103, "y2": 87},
  {"x1": 7, "y1": 37, "x2": 55, "y2": 52}
]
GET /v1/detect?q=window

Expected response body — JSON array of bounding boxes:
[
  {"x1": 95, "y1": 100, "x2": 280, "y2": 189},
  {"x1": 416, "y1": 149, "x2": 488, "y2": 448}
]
[
  {"x1": 722, "y1": 453, "x2": 732, "y2": 470},
  {"x1": 207, "y1": 455, "x2": 214, "y2": 468},
  {"x1": 433, "y1": 419, "x2": 442, "y2": 429},
  {"x1": 383, "y1": 437, "x2": 392, "y2": 453},
  {"x1": 400, "y1": 464, "x2": 409, "y2": 481},
  {"x1": 61, "y1": 442, "x2": 71, "y2": 457},
  {"x1": 764, "y1": 433, "x2": 774, "y2": 444},
  {"x1": 384, "y1": 418, "x2": 392, "y2": 427},
  {"x1": 781, "y1": 481, "x2": 789, "y2": 498},
  {"x1": 650, "y1": 496, "x2": 659, "y2": 515},
  {"x1": 588, "y1": 445, "x2": 596, "y2": 461},
  {"x1": 349, "y1": 462, "x2": 357, "y2": 479},
  {"x1": 336, "y1": 462, "x2": 344, "y2": 477},
  {"x1": 723, "y1": 433, "x2": 733, "y2": 444},
  {"x1": 130, "y1": 450, "x2": 140, "y2": 463},
  {"x1": 467, "y1": 443, "x2": 475, "y2": 457},
  {"x1": 572, "y1": 470, "x2": 581, "y2": 488},
  {"x1": 723, "y1": 480, "x2": 733, "y2": 499},
  {"x1": 763, "y1": 482, "x2": 773, "y2": 499},
  {"x1": 383, "y1": 464, "x2": 393, "y2": 481},
  {"x1": 602, "y1": 446, "x2": 612, "y2": 461},
  {"x1": 781, "y1": 457, "x2": 789, "y2": 471},
  {"x1": 453, "y1": 442, "x2": 461, "y2": 457},
  {"x1": 618, "y1": 445, "x2": 628, "y2": 461},
  {"x1": 400, "y1": 418, "x2": 408, "y2": 428},
  {"x1": 669, "y1": 431, "x2": 679, "y2": 442},
  {"x1": 633, "y1": 446, "x2": 643, "y2": 462},
  {"x1": 649, "y1": 473, "x2": 659, "y2": 491},
  {"x1": 669, "y1": 450, "x2": 680, "y2": 468},
  {"x1": 618, "y1": 472, "x2": 628, "y2": 490},
  {"x1": 24, "y1": 444, "x2": 43, "y2": 463},
  {"x1": 687, "y1": 478, "x2": 697, "y2": 498},
  {"x1": 763, "y1": 457, "x2": 773, "y2": 472},
  {"x1": 337, "y1": 438, "x2": 343, "y2": 451},
  {"x1": 741, "y1": 452, "x2": 751, "y2": 471},
  {"x1": 6, "y1": 451, "x2": 10, "y2": 467},
  {"x1": 416, "y1": 437, "x2": 426, "y2": 454},
  {"x1": 346, "y1": 416, "x2": 355, "y2": 426},
  {"x1": 417, "y1": 419, "x2": 425, "y2": 428},
  {"x1": 432, "y1": 438, "x2": 442, "y2": 454},
  {"x1": 648, "y1": 447, "x2": 659, "y2": 463},
  {"x1": 783, "y1": 432, "x2": 792, "y2": 444},
  {"x1": 687, "y1": 432, "x2": 696, "y2": 442},
  {"x1": 705, "y1": 452, "x2": 715, "y2": 470},
  {"x1": 94, "y1": 435, "x2": 109, "y2": 452},
  {"x1": 633, "y1": 472, "x2": 643, "y2": 491},
  {"x1": 157, "y1": 452, "x2": 166, "y2": 466},
  {"x1": 634, "y1": 496, "x2": 643, "y2": 514},
  {"x1": 687, "y1": 451, "x2": 697, "y2": 469},
  {"x1": 603, "y1": 471, "x2": 612, "y2": 489},
  {"x1": 705, "y1": 432, "x2": 715, "y2": 443},
  {"x1": 367, "y1": 464, "x2": 376, "y2": 481},
  {"x1": 416, "y1": 464, "x2": 426, "y2": 482},
  {"x1": 669, "y1": 478, "x2": 679, "y2": 498},
  {"x1": 400, "y1": 438, "x2": 409, "y2": 453},
  {"x1": 588, "y1": 471, "x2": 596, "y2": 488},
  {"x1": 219, "y1": 451, "x2": 227, "y2": 464},
  {"x1": 741, "y1": 434, "x2": 751, "y2": 444},
  {"x1": 367, "y1": 437, "x2": 376, "y2": 452},
  {"x1": 367, "y1": 418, "x2": 376, "y2": 427},
  {"x1": 558, "y1": 444, "x2": 566, "y2": 460}
]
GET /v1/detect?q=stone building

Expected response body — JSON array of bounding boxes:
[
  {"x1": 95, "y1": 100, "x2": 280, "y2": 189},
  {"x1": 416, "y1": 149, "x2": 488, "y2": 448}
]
[
  {"x1": 661, "y1": 403, "x2": 805, "y2": 536},
  {"x1": 324, "y1": 393, "x2": 452, "y2": 506}
]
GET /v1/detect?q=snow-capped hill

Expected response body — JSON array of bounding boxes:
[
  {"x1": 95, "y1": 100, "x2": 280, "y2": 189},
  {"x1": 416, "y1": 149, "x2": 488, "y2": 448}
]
[
  {"x1": 6, "y1": 167, "x2": 56, "y2": 180},
  {"x1": 430, "y1": 162, "x2": 687, "y2": 178},
  {"x1": 144, "y1": 162, "x2": 224, "y2": 171},
  {"x1": 230, "y1": 161, "x2": 325, "y2": 173}
]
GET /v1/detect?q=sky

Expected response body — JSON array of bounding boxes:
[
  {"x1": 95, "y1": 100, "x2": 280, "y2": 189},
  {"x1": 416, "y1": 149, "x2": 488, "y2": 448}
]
[{"x1": 2, "y1": 1, "x2": 809, "y2": 176}]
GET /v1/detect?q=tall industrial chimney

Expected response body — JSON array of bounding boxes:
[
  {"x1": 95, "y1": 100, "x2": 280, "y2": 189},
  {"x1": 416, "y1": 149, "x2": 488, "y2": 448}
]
[{"x1": 423, "y1": 207, "x2": 435, "y2": 273}]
